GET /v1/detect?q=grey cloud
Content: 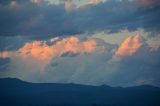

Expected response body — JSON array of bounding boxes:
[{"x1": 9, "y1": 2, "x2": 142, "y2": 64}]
[
  {"x1": 0, "y1": 0, "x2": 159, "y2": 39},
  {"x1": 72, "y1": 0, "x2": 160, "y2": 34},
  {"x1": 61, "y1": 52, "x2": 80, "y2": 57},
  {"x1": 0, "y1": 36, "x2": 26, "y2": 51},
  {"x1": 0, "y1": 0, "x2": 80, "y2": 39}
]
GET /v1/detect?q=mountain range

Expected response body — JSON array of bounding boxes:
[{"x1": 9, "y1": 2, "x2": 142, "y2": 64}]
[{"x1": 0, "y1": 78, "x2": 160, "y2": 106}]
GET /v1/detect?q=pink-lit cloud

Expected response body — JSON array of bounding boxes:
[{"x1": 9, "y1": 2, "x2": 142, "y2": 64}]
[
  {"x1": 1, "y1": 34, "x2": 160, "y2": 86},
  {"x1": 0, "y1": 36, "x2": 97, "y2": 72},
  {"x1": 88, "y1": 0, "x2": 101, "y2": 5},
  {"x1": 0, "y1": 51, "x2": 11, "y2": 58},
  {"x1": 115, "y1": 34, "x2": 144, "y2": 57},
  {"x1": 19, "y1": 36, "x2": 97, "y2": 61},
  {"x1": 64, "y1": 0, "x2": 75, "y2": 11}
]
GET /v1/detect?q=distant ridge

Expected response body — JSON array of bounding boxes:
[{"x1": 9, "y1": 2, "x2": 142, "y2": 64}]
[{"x1": 0, "y1": 78, "x2": 160, "y2": 106}]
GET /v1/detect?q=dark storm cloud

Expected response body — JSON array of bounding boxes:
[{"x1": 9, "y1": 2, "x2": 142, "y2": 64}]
[
  {"x1": 73, "y1": 0, "x2": 160, "y2": 34},
  {"x1": 0, "y1": 0, "x2": 159, "y2": 39},
  {"x1": 0, "y1": 0, "x2": 80, "y2": 39}
]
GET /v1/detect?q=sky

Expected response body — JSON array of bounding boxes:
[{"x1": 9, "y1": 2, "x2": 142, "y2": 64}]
[{"x1": 0, "y1": 0, "x2": 160, "y2": 87}]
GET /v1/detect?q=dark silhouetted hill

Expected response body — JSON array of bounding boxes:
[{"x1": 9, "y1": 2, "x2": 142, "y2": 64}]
[{"x1": 0, "y1": 78, "x2": 160, "y2": 106}]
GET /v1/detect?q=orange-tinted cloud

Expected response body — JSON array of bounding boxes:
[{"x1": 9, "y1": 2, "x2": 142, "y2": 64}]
[
  {"x1": 0, "y1": 51, "x2": 11, "y2": 58},
  {"x1": 19, "y1": 36, "x2": 97, "y2": 62},
  {"x1": 0, "y1": 36, "x2": 97, "y2": 72},
  {"x1": 88, "y1": 0, "x2": 101, "y2": 5},
  {"x1": 64, "y1": 0, "x2": 75, "y2": 11},
  {"x1": 115, "y1": 34, "x2": 144, "y2": 57}
]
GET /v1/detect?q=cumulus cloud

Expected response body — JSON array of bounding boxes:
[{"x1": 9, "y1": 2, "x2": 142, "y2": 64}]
[
  {"x1": 42, "y1": 34, "x2": 160, "y2": 86},
  {"x1": 19, "y1": 36, "x2": 97, "y2": 61},
  {"x1": 0, "y1": 34, "x2": 160, "y2": 87},
  {"x1": 112, "y1": 34, "x2": 146, "y2": 61},
  {"x1": 88, "y1": 0, "x2": 101, "y2": 4},
  {"x1": 0, "y1": 36, "x2": 98, "y2": 73}
]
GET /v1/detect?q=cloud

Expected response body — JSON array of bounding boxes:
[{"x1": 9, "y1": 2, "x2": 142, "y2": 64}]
[
  {"x1": 0, "y1": 36, "x2": 27, "y2": 51},
  {"x1": 77, "y1": 0, "x2": 101, "y2": 7},
  {"x1": 136, "y1": 0, "x2": 160, "y2": 8},
  {"x1": 64, "y1": 0, "x2": 75, "y2": 11},
  {"x1": 107, "y1": 35, "x2": 160, "y2": 86},
  {"x1": 1, "y1": 34, "x2": 160, "y2": 87},
  {"x1": 0, "y1": 36, "x2": 98, "y2": 73},
  {"x1": 114, "y1": 34, "x2": 144, "y2": 57},
  {"x1": 0, "y1": 51, "x2": 11, "y2": 58},
  {"x1": 0, "y1": 0, "x2": 159, "y2": 39},
  {"x1": 110, "y1": 34, "x2": 150, "y2": 63},
  {"x1": 0, "y1": 0, "x2": 160, "y2": 86},
  {"x1": 19, "y1": 36, "x2": 97, "y2": 61},
  {"x1": 44, "y1": 39, "x2": 115, "y2": 84},
  {"x1": 43, "y1": 35, "x2": 160, "y2": 86},
  {"x1": 0, "y1": 51, "x2": 11, "y2": 71},
  {"x1": 88, "y1": 0, "x2": 101, "y2": 4}
]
